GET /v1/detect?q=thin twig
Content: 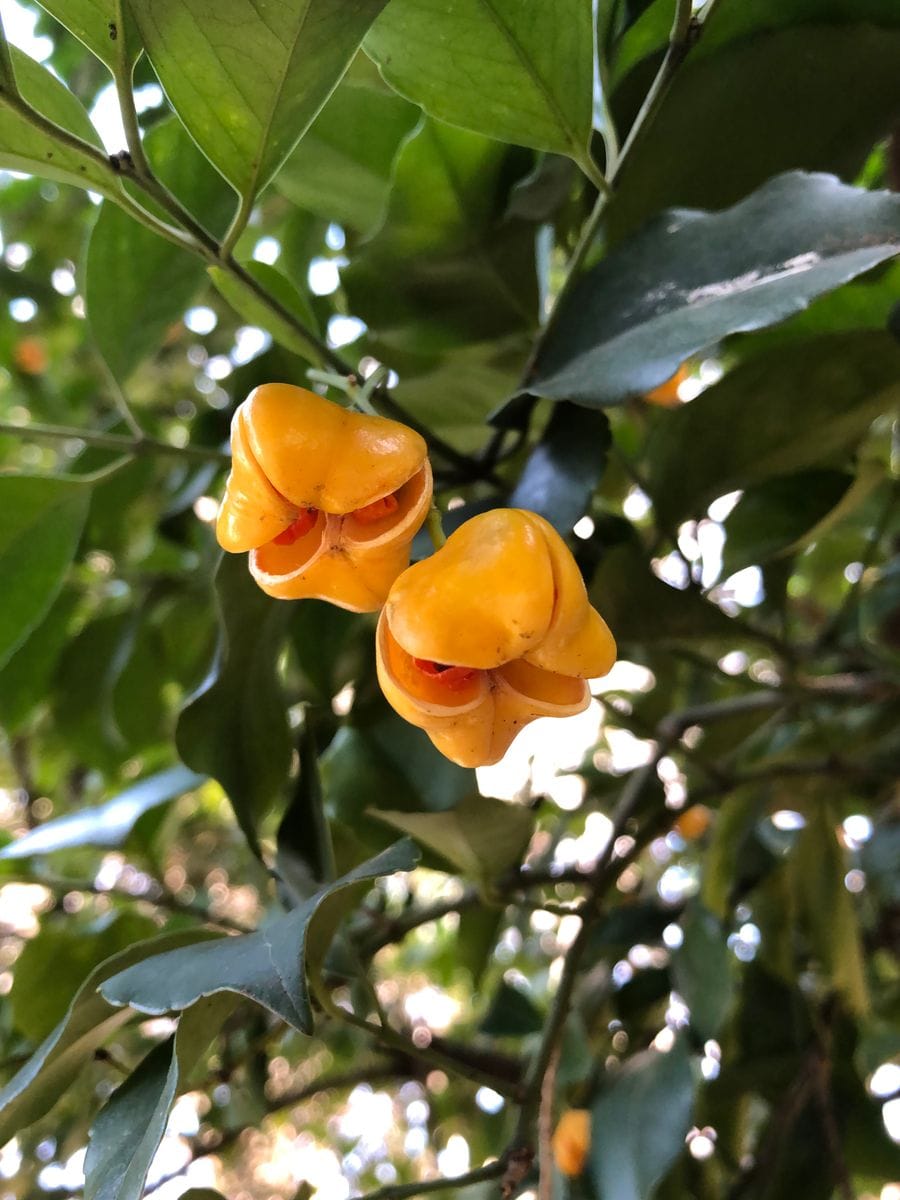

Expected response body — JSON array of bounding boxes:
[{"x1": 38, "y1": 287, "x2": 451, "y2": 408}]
[{"x1": 0, "y1": 419, "x2": 230, "y2": 463}]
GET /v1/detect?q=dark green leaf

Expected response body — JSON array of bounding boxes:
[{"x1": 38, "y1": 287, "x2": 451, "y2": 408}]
[
  {"x1": 36, "y1": 0, "x2": 140, "y2": 69},
  {"x1": 84, "y1": 995, "x2": 234, "y2": 1200},
  {"x1": 606, "y1": 26, "x2": 900, "y2": 244},
  {"x1": 85, "y1": 119, "x2": 234, "y2": 381},
  {"x1": 0, "y1": 476, "x2": 90, "y2": 671},
  {"x1": 100, "y1": 841, "x2": 419, "y2": 1031},
  {"x1": 208, "y1": 259, "x2": 318, "y2": 362},
  {"x1": 274, "y1": 80, "x2": 419, "y2": 233},
  {"x1": 0, "y1": 47, "x2": 113, "y2": 194},
  {"x1": 372, "y1": 795, "x2": 534, "y2": 884},
  {"x1": 176, "y1": 553, "x2": 294, "y2": 856},
  {"x1": 132, "y1": 0, "x2": 389, "y2": 200},
  {"x1": 861, "y1": 820, "x2": 900, "y2": 903},
  {"x1": 720, "y1": 471, "x2": 854, "y2": 578},
  {"x1": 0, "y1": 766, "x2": 204, "y2": 859},
  {"x1": 366, "y1": 0, "x2": 596, "y2": 169},
  {"x1": 480, "y1": 980, "x2": 544, "y2": 1037},
  {"x1": 509, "y1": 404, "x2": 610, "y2": 535},
  {"x1": 671, "y1": 903, "x2": 735, "y2": 1041},
  {"x1": 0, "y1": 587, "x2": 79, "y2": 731},
  {"x1": 276, "y1": 719, "x2": 334, "y2": 903},
  {"x1": 531, "y1": 174, "x2": 900, "y2": 406},
  {"x1": 0, "y1": 929, "x2": 217, "y2": 1142},
  {"x1": 646, "y1": 332, "x2": 900, "y2": 524},
  {"x1": 590, "y1": 1037, "x2": 695, "y2": 1200}
]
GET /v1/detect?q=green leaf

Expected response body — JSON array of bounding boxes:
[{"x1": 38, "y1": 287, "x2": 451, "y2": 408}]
[
  {"x1": 0, "y1": 46, "x2": 113, "y2": 194},
  {"x1": 276, "y1": 720, "x2": 334, "y2": 903},
  {"x1": 36, "y1": 0, "x2": 140, "y2": 69},
  {"x1": 590, "y1": 1038, "x2": 695, "y2": 1200},
  {"x1": 697, "y1": 0, "x2": 900, "y2": 57},
  {"x1": 861, "y1": 820, "x2": 900, "y2": 904},
  {"x1": 530, "y1": 174, "x2": 900, "y2": 406},
  {"x1": 508, "y1": 404, "x2": 610, "y2": 535},
  {"x1": 100, "y1": 841, "x2": 419, "y2": 1031},
  {"x1": 671, "y1": 903, "x2": 735, "y2": 1041},
  {"x1": 372, "y1": 794, "x2": 534, "y2": 885},
  {"x1": 366, "y1": 0, "x2": 596, "y2": 169},
  {"x1": 480, "y1": 980, "x2": 544, "y2": 1037},
  {"x1": 0, "y1": 766, "x2": 204, "y2": 859},
  {"x1": 791, "y1": 801, "x2": 869, "y2": 1016},
  {"x1": 646, "y1": 332, "x2": 900, "y2": 525},
  {"x1": 10, "y1": 913, "x2": 159, "y2": 1044},
  {"x1": 0, "y1": 476, "x2": 90, "y2": 672},
  {"x1": 720, "y1": 471, "x2": 854, "y2": 578},
  {"x1": 274, "y1": 80, "x2": 419, "y2": 233},
  {"x1": 208, "y1": 259, "x2": 318, "y2": 362},
  {"x1": 85, "y1": 118, "x2": 234, "y2": 381},
  {"x1": 131, "y1": 0, "x2": 389, "y2": 201},
  {"x1": 0, "y1": 929, "x2": 216, "y2": 1143},
  {"x1": 176, "y1": 553, "x2": 294, "y2": 857},
  {"x1": 343, "y1": 118, "x2": 538, "y2": 343},
  {"x1": 0, "y1": 587, "x2": 79, "y2": 732},
  {"x1": 606, "y1": 26, "x2": 900, "y2": 244},
  {"x1": 84, "y1": 995, "x2": 235, "y2": 1200}
]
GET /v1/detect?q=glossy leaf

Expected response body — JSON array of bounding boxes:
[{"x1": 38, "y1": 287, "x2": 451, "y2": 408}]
[
  {"x1": 366, "y1": 0, "x2": 596, "y2": 168},
  {"x1": 0, "y1": 476, "x2": 90, "y2": 672},
  {"x1": 35, "y1": 0, "x2": 140, "y2": 69},
  {"x1": 86, "y1": 119, "x2": 234, "y2": 381},
  {"x1": 176, "y1": 553, "x2": 294, "y2": 855},
  {"x1": 0, "y1": 766, "x2": 205, "y2": 859},
  {"x1": 607, "y1": 26, "x2": 900, "y2": 244},
  {"x1": 208, "y1": 260, "x2": 318, "y2": 362},
  {"x1": 508, "y1": 404, "x2": 610, "y2": 535},
  {"x1": 372, "y1": 795, "x2": 534, "y2": 884},
  {"x1": 671, "y1": 903, "x2": 735, "y2": 1041},
  {"x1": 100, "y1": 841, "x2": 419, "y2": 1031},
  {"x1": 530, "y1": 174, "x2": 900, "y2": 406},
  {"x1": 84, "y1": 995, "x2": 235, "y2": 1200},
  {"x1": 0, "y1": 930, "x2": 216, "y2": 1142},
  {"x1": 274, "y1": 81, "x2": 419, "y2": 233},
  {"x1": 131, "y1": 0, "x2": 389, "y2": 201},
  {"x1": 590, "y1": 1038, "x2": 695, "y2": 1200},
  {"x1": 0, "y1": 47, "x2": 113, "y2": 194},
  {"x1": 646, "y1": 332, "x2": 900, "y2": 524}
]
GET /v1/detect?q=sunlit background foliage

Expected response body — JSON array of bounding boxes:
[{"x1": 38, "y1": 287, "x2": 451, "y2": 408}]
[{"x1": 0, "y1": 2, "x2": 898, "y2": 1200}]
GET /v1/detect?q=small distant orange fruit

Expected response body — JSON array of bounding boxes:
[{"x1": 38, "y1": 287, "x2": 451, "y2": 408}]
[
  {"x1": 14, "y1": 337, "x2": 47, "y2": 375},
  {"x1": 674, "y1": 804, "x2": 712, "y2": 840},
  {"x1": 644, "y1": 364, "x2": 689, "y2": 407},
  {"x1": 552, "y1": 1108, "x2": 591, "y2": 1176}
]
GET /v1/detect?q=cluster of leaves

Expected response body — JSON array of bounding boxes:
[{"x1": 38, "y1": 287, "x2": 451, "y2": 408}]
[{"x1": 0, "y1": 1, "x2": 898, "y2": 1199}]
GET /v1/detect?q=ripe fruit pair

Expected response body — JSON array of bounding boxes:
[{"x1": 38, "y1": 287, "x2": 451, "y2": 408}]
[{"x1": 217, "y1": 384, "x2": 616, "y2": 766}]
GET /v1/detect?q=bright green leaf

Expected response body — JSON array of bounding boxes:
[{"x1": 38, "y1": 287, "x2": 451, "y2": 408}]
[
  {"x1": 0, "y1": 46, "x2": 113, "y2": 194},
  {"x1": 131, "y1": 0, "x2": 389, "y2": 201},
  {"x1": 590, "y1": 1038, "x2": 695, "y2": 1200},
  {"x1": 530, "y1": 174, "x2": 900, "y2": 406},
  {"x1": 366, "y1": 0, "x2": 596, "y2": 169},
  {"x1": 85, "y1": 118, "x2": 234, "y2": 381},
  {"x1": 100, "y1": 841, "x2": 419, "y2": 1031},
  {"x1": 0, "y1": 476, "x2": 90, "y2": 671},
  {"x1": 372, "y1": 794, "x2": 534, "y2": 884},
  {"x1": 0, "y1": 766, "x2": 205, "y2": 859},
  {"x1": 0, "y1": 929, "x2": 217, "y2": 1143},
  {"x1": 208, "y1": 259, "x2": 318, "y2": 362},
  {"x1": 646, "y1": 332, "x2": 900, "y2": 525},
  {"x1": 176, "y1": 553, "x2": 294, "y2": 857},
  {"x1": 274, "y1": 80, "x2": 419, "y2": 233},
  {"x1": 35, "y1": 0, "x2": 140, "y2": 69}
]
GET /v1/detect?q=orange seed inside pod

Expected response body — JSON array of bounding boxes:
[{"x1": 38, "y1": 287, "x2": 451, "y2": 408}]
[
  {"x1": 412, "y1": 659, "x2": 480, "y2": 691},
  {"x1": 353, "y1": 493, "x2": 401, "y2": 524},
  {"x1": 273, "y1": 508, "x2": 318, "y2": 545}
]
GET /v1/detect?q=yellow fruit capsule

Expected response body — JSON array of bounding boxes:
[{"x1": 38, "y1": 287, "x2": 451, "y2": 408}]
[
  {"x1": 376, "y1": 509, "x2": 616, "y2": 767},
  {"x1": 553, "y1": 1108, "x2": 591, "y2": 1176},
  {"x1": 674, "y1": 804, "x2": 711, "y2": 840},
  {"x1": 644, "y1": 364, "x2": 689, "y2": 407},
  {"x1": 216, "y1": 383, "x2": 432, "y2": 612}
]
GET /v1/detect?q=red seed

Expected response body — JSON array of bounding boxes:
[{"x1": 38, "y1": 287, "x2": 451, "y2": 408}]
[
  {"x1": 412, "y1": 659, "x2": 478, "y2": 690},
  {"x1": 353, "y1": 493, "x2": 400, "y2": 524},
  {"x1": 273, "y1": 508, "x2": 318, "y2": 545}
]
